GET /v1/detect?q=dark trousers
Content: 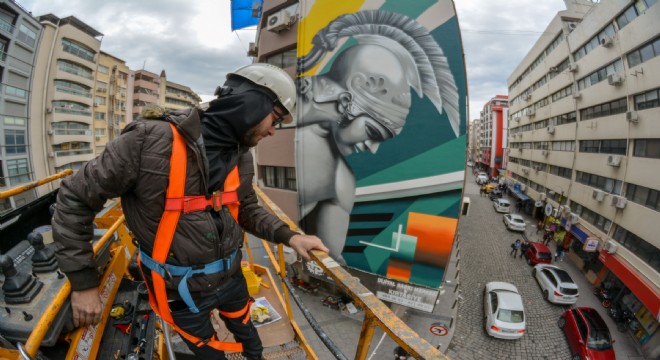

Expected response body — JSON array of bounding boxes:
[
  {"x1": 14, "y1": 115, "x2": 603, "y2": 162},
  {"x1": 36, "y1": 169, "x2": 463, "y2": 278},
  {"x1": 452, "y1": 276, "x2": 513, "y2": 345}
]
[{"x1": 169, "y1": 270, "x2": 262, "y2": 360}]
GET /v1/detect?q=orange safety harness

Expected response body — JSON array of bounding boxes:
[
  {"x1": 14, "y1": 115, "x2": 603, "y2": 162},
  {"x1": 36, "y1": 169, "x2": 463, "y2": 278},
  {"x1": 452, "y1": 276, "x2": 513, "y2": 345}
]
[{"x1": 137, "y1": 123, "x2": 251, "y2": 352}]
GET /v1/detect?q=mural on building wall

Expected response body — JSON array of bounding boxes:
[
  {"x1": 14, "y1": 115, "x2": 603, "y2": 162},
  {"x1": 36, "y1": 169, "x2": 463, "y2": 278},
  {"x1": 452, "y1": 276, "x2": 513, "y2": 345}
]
[{"x1": 296, "y1": 0, "x2": 467, "y2": 288}]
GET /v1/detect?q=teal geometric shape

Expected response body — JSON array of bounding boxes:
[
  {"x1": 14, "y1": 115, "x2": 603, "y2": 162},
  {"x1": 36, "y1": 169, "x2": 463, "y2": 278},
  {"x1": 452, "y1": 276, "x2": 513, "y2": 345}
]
[{"x1": 389, "y1": 231, "x2": 417, "y2": 262}]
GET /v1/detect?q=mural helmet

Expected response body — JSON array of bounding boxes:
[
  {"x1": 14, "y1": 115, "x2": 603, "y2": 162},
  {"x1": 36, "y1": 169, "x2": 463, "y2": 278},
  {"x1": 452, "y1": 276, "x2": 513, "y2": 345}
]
[{"x1": 227, "y1": 63, "x2": 296, "y2": 123}]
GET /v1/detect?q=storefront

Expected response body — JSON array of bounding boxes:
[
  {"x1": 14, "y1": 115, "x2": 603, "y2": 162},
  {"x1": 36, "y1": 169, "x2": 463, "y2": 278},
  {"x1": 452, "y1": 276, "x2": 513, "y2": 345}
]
[
  {"x1": 598, "y1": 251, "x2": 660, "y2": 358},
  {"x1": 559, "y1": 220, "x2": 604, "y2": 282},
  {"x1": 508, "y1": 183, "x2": 532, "y2": 214}
]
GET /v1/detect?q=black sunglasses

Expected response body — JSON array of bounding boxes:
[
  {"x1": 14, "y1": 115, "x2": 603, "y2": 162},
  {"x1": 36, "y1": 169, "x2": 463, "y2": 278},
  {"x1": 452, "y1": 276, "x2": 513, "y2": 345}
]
[{"x1": 272, "y1": 104, "x2": 288, "y2": 127}]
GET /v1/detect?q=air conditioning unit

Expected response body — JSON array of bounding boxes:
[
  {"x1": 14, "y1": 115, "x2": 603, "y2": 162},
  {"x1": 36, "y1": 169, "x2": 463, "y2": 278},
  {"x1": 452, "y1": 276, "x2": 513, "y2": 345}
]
[
  {"x1": 541, "y1": 149, "x2": 549, "y2": 157},
  {"x1": 514, "y1": 117, "x2": 520, "y2": 122},
  {"x1": 523, "y1": 94, "x2": 532, "y2": 101},
  {"x1": 534, "y1": 165, "x2": 541, "y2": 172},
  {"x1": 520, "y1": 184, "x2": 526, "y2": 191},
  {"x1": 607, "y1": 73, "x2": 623, "y2": 86},
  {"x1": 247, "y1": 42, "x2": 258, "y2": 57},
  {"x1": 611, "y1": 195, "x2": 627, "y2": 209},
  {"x1": 48, "y1": 152, "x2": 55, "y2": 158},
  {"x1": 560, "y1": 205, "x2": 572, "y2": 215},
  {"x1": 592, "y1": 189, "x2": 605, "y2": 202},
  {"x1": 47, "y1": 130, "x2": 54, "y2": 135},
  {"x1": 528, "y1": 108, "x2": 536, "y2": 116},
  {"x1": 568, "y1": 63, "x2": 578, "y2": 72},
  {"x1": 604, "y1": 240, "x2": 618, "y2": 254},
  {"x1": 572, "y1": 92, "x2": 582, "y2": 99},
  {"x1": 569, "y1": 212, "x2": 580, "y2": 224},
  {"x1": 547, "y1": 125, "x2": 555, "y2": 134},
  {"x1": 266, "y1": 10, "x2": 293, "y2": 32},
  {"x1": 95, "y1": 136, "x2": 101, "y2": 140},
  {"x1": 522, "y1": 167, "x2": 530, "y2": 174},
  {"x1": 626, "y1": 111, "x2": 639, "y2": 123},
  {"x1": 549, "y1": 66, "x2": 559, "y2": 73},
  {"x1": 568, "y1": 23, "x2": 578, "y2": 32},
  {"x1": 518, "y1": 147, "x2": 523, "y2": 151},
  {"x1": 607, "y1": 155, "x2": 621, "y2": 167},
  {"x1": 46, "y1": 107, "x2": 53, "y2": 113},
  {"x1": 539, "y1": 193, "x2": 547, "y2": 201},
  {"x1": 600, "y1": 36, "x2": 613, "y2": 48}
]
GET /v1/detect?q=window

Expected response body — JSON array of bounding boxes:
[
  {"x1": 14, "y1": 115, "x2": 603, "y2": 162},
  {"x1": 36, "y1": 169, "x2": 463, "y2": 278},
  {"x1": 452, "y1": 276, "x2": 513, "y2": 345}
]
[
  {"x1": 94, "y1": 96, "x2": 106, "y2": 106},
  {"x1": 52, "y1": 100, "x2": 91, "y2": 116},
  {"x1": 95, "y1": 112, "x2": 106, "y2": 120},
  {"x1": 634, "y1": 87, "x2": 660, "y2": 110},
  {"x1": 579, "y1": 139, "x2": 626, "y2": 155},
  {"x1": 633, "y1": 139, "x2": 660, "y2": 158},
  {"x1": 262, "y1": 166, "x2": 296, "y2": 190},
  {"x1": 628, "y1": 35, "x2": 660, "y2": 68},
  {"x1": 98, "y1": 65, "x2": 109, "y2": 74},
  {"x1": 580, "y1": 98, "x2": 627, "y2": 120},
  {"x1": 548, "y1": 165, "x2": 572, "y2": 179},
  {"x1": 62, "y1": 38, "x2": 95, "y2": 62},
  {"x1": 551, "y1": 141, "x2": 575, "y2": 152},
  {"x1": 626, "y1": 183, "x2": 660, "y2": 211},
  {"x1": 6, "y1": 158, "x2": 30, "y2": 185},
  {"x1": 52, "y1": 122, "x2": 91, "y2": 136},
  {"x1": 4, "y1": 129, "x2": 26, "y2": 155},
  {"x1": 3, "y1": 116, "x2": 26, "y2": 126},
  {"x1": 575, "y1": 171, "x2": 622, "y2": 194},
  {"x1": 612, "y1": 225, "x2": 660, "y2": 272},
  {"x1": 17, "y1": 24, "x2": 36, "y2": 46},
  {"x1": 551, "y1": 84, "x2": 573, "y2": 102},
  {"x1": 577, "y1": 59, "x2": 624, "y2": 91},
  {"x1": 54, "y1": 80, "x2": 92, "y2": 98},
  {"x1": 4, "y1": 85, "x2": 27, "y2": 98},
  {"x1": 265, "y1": 49, "x2": 296, "y2": 69},
  {"x1": 573, "y1": 201, "x2": 612, "y2": 233},
  {"x1": 573, "y1": 23, "x2": 616, "y2": 61},
  {"x1": 57, "y1": 60, "x2": 94, "y2": 80},
  {"x1": 616, "y1": 0, "x2": 657, "y2": 30}
]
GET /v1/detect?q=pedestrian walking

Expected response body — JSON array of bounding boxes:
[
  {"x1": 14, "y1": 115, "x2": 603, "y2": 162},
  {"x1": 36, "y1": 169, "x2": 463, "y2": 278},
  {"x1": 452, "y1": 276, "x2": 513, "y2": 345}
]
[
  {"x1": 516, "y1": 200, "x2": 522, "y2": 213},
  {"x1": 510, "y1": 239, "x2": 521, "y2": 257},
  {"x1": 520, "y1": 241, "x2": 531, "y2": 259},
  {"x1": 555, "y1": 245, "x2": 563, "y2": 261},
  {"x1": 479, "y1": 186, "x2": 484, "y2": 197},
  {"x1": 536, "y1": 219, "x2": 544, "y2": 234}
]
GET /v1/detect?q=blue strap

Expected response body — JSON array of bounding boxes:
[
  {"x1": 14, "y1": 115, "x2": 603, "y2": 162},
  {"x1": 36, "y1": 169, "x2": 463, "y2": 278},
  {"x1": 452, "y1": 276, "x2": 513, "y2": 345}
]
[{"x1": 139, "y1": 249, "x2": 238, "y2": 313}]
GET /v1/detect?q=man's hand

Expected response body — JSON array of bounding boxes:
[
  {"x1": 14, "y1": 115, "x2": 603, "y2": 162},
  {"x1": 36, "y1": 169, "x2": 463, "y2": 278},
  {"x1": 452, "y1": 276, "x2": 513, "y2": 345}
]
[
  {"x1": 288, "y1": 234, "x2": 329, "y2": 261},
  {"x1": 71, "y1": 288, "x2": 102, "y2": 327}
]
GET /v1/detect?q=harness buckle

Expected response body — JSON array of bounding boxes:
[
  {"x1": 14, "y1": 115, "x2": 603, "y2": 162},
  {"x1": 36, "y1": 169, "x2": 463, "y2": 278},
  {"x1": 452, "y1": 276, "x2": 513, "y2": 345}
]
[
  {"x1": 183, "y1": 197, "x2": 193, "y2": 213},
  {"x1": 212, "y1": 191, "x2": 223, "y2": 212}
]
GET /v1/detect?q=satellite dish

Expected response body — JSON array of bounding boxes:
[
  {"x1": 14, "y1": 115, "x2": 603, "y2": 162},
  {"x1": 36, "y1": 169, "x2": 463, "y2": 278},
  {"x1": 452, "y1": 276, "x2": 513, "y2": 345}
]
[
  {"x1": 535, "y1": 201, "x2": 543, "y2": 207},
  {"x1": 544, "y1": 203, "x2": 553, "y2": 216}
]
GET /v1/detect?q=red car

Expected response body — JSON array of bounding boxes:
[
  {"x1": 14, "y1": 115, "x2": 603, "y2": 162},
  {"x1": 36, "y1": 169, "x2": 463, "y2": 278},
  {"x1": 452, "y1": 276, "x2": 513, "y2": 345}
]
[
  {"x1": 559, "y1": 307, "x2": 616, "y2": 360},
  {"x1": 524, "y1": 242, "x2": 552, "y2": 266}
]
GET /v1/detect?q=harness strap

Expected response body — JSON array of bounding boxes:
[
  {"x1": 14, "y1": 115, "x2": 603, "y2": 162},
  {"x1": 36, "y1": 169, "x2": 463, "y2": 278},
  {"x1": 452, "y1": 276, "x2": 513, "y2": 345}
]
[
  {"x1": 138, "y1": 123, "x2": 245, "y2": 353},
  {"x1": 218, "y1": 297, "x2": 255, "y2": 325},
  {"x1": 165, "y1": 191, "x2": 238, "y2": 213},
  {"x1": 139, "y1": 249, "x2": 238, "y2": 313}
]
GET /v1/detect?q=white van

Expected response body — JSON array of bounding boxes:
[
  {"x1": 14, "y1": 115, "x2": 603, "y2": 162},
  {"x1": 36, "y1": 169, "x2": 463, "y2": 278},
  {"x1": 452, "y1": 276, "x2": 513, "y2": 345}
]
[{"x1": 493, "y1": 198, "x2": 511, "y2": 213}]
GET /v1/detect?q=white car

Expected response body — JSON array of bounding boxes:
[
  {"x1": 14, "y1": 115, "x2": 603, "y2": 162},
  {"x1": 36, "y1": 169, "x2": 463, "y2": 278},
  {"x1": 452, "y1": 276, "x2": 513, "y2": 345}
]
[
  {"x1": 484, "y1": 282, "x2": 526, "y2": 339},
  {"x1": 493, "y1": 198, "x2": 511, "y2": 213},
  {"x1": 476, "y1": 172, "x2": 489, "y2": 184},
  {"x1": 533, "y1": 264, "x2": 579, "y2": 304},
  {"x1": 503, "y1": 214, "x2": 526, "y2": 232}
]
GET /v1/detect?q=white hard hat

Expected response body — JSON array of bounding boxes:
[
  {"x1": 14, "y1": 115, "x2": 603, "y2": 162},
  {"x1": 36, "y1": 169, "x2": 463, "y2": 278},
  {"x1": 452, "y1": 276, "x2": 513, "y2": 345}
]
[{"x1": 227, "y1": 63, "x2": 296, "y2": 123}]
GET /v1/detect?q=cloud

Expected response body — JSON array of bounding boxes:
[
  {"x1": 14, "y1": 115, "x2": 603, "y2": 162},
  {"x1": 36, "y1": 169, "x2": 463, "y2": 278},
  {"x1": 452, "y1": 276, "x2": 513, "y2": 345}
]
[{"x1": 18, "y1": 0, "x2": 567, "y2": 113}]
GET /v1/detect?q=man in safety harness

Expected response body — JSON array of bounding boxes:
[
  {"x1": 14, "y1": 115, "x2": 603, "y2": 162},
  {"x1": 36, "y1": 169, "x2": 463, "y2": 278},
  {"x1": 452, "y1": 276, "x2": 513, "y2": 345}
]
[{"x1": 52, "y1": 63, "x2": 329, "y2": 360}]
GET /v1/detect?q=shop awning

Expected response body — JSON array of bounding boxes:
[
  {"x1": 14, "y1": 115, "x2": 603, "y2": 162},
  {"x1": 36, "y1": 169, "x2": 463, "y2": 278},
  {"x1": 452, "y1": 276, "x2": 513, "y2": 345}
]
[
  {"x1": 510, "y1": 189, "x2": 530, "y2": 202},
  {"x1": 560, "y1": 220, "x2": 596, "y2": 244},
  {"x1": 599, "y1": 251, "x2": 660, "y2": 320}
]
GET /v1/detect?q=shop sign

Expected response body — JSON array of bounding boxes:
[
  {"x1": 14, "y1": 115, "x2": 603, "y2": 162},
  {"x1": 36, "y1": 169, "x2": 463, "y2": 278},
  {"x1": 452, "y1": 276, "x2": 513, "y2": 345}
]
[
  {"x1": 583, "y1": 237, "x2": 599, "y2": 252},
  {"x1": 375, "y1": 277, "x2": 439, "y2": 312}
]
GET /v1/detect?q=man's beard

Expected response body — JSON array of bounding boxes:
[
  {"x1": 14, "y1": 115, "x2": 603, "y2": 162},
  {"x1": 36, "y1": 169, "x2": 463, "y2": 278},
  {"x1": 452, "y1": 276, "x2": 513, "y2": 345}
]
[{"x1": 241, "y1": 126, "x2": 260, "y2": 147}]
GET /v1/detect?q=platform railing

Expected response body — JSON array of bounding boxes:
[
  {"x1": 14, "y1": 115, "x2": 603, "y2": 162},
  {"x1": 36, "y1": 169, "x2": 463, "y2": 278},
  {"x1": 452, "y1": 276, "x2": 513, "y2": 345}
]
[{"x1": 254, "y1": 186, "x2": 448, "y2": 360}]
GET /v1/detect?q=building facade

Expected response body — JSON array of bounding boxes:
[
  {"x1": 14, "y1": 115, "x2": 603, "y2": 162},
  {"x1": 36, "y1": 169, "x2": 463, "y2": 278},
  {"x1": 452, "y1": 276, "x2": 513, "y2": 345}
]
[
  {"x1": 94, "y1": 51, "x2": 131, "y2": 155},
  {"x1": 507, "y1": 1, "x2": 659, "y2": 356},
  {"x1": 0, "y1": 0, "x2": 41, "y2": 212},
  {"x1": 477, "y1": 95, "x2": 508, "y2": 177},
  {"x1": 252, "y1": 0, "x2": 300, "y2": 221},
  {"x1": 30, "y1": 14, "x2": 102, "y2": 197},
  {"x1": 467, "y1": 118, "x2": 480, "y2": 166},
  {"x1": 159, "y1": 70, "x2": 201, "y2": 113},
  {"x1": 131, "y1": 69, "x2": 160, "y2": 121}
]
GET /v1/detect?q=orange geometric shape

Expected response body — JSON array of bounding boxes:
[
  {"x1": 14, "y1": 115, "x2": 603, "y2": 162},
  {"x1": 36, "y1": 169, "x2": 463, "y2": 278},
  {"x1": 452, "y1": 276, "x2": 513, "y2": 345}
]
[
  {"x1": 406, "y1": 212, "x2": 457, "y2": 268},
  {"x1": 386, "y1": 258, "x2": 412, "y2": 282}
]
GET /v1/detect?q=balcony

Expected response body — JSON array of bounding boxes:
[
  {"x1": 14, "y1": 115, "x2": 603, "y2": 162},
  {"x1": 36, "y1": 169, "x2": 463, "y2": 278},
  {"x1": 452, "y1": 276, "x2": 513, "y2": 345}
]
[{"x1": 0, "y1": 19, "x2": 15, "y2": 34}]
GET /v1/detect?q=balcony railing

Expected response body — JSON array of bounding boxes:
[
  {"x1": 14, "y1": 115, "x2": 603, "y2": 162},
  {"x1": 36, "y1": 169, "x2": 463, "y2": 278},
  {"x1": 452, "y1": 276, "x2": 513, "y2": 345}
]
[
  {"x1": 54, "y1": 148, "x2": 94, "y2": 157},
  {"x1": 53, "y1": 107, "x2": 92, "y2": 116},
  {"x1": 56, "y1": 86, "x2": 92, "y2": 98},
  {"x1": 51, "y1": 129, "x2": 93, "y2": 136},
  {"x1": 0, "y1": 18, "x2": 15, "y2": 34}
]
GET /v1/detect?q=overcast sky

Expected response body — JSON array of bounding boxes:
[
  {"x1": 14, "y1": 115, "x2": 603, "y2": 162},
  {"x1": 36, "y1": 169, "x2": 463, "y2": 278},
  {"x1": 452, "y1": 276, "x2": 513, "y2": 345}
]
[{"x1": 18, "y1": 0, "x2": 566, "y2": 121}]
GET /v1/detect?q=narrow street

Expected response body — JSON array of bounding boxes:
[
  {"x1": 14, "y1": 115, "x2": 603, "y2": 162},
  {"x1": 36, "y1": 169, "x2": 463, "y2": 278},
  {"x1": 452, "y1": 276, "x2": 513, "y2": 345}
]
[{"x1": 445, "y1": 172, "x2": 646, "y2": 360}]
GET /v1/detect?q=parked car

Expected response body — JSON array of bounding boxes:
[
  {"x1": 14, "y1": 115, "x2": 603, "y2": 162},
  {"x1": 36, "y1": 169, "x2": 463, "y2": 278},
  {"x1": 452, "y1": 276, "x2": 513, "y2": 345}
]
[
  {"x1": 533, "y1": 264, "x2": 579, "y2": 304},
  {"x1": 503, "y1": 214, "x2": 526, "y2": 232},
  {"x1": 467, "y1": 161, "x2": 474, "y2": 167},
  {"x1": 489, "y1": 189, "x2": 503, "y2": 200},
  {"x1": 559, "y1": 307, "x2": 616, "y2": 360},
  {"x1": 483, "y1": 282, "x2": 526, "y2": 339},
  {"x1": 476, "y1": 172, "x2": 489, "y2": 184},
  {"x1": 524, "y1": 242, "x2": 553, "y2": 266},
  {"x1": 493, "y1": 198, "x2": 511, "y2": 213}
]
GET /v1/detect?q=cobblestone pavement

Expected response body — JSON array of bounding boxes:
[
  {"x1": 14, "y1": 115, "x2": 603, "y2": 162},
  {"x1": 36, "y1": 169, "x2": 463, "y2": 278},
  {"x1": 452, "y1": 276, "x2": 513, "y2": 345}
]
[
  {"x1": 445, "y1": 175, "x2": 575, "y2": 360},
  {"x1": 446, "y1": 172, "x2": 647, "y2": 360}
]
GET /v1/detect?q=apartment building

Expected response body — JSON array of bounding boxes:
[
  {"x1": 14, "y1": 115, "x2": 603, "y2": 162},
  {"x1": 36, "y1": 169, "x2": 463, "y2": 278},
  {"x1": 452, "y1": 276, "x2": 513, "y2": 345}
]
[
  {"x1": 93, "y1": 52, "x2": 131, "y2": 155},
  {"x1": 252, "y1": 0, "x2": 300, "y2": 221},
  {"x1": 0, "y1": 1, "x2": 41, "y2": 212},
  {"x1": 477, "y1": 95, "x2": 509, "y2": 177},
  {"x1": 159, "y1": 70, "x2": 201, "y2": 113},
  {"x1": 131, "y1": 69, "x2": 160, "y2": 120},
  {"x1": 30, "y1": 14, "x2": 101, "y2": 197},
  {"x1": 507, "y1": 1, "x2": 659, "y2": 356},
  {"x1": 467, "y1": 118, "x2": 480, "y2": 165}
]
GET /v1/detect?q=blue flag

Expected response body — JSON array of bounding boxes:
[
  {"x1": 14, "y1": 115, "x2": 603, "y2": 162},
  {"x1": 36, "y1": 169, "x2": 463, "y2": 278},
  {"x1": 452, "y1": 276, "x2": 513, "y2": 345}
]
[{"x1": 231, "y1": 0, "x2": 263, "y2": 31}]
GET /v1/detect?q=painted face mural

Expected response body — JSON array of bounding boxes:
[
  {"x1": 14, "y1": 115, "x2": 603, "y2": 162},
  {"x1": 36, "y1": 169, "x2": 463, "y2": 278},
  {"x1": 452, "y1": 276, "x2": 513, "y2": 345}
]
[{"x1": 296, "y1": 3, "x2": 467, "y2": 290}]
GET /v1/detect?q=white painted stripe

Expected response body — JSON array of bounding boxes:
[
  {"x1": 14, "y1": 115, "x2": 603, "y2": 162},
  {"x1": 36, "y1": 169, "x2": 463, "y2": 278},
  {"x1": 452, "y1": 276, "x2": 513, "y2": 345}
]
[
  {"x1": 355, "y1": 171, "x2": 465, "y2": 202},
  {"x1": 416, "y1": 0, "x2": 456, "y2": 31}
]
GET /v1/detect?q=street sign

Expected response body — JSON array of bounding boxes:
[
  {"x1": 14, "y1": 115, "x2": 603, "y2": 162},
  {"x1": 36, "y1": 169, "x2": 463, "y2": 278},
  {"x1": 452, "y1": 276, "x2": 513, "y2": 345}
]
[
  {"x1": 583, "y1": 237, "x2": 599, "y2": 252},
  {"x1": 430, "y1": 322, "x2": 448, "y2": 336}
]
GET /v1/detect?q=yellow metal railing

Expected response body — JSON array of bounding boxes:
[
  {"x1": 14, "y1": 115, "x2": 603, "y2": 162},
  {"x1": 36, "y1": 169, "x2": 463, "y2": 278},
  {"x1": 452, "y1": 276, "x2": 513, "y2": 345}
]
[
  {"x1": 0, "y1": 170, "x2": 72, "y2": 200},
  {"x1": 253, "y1": 186, "x2": 448, "y2": 360}
]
